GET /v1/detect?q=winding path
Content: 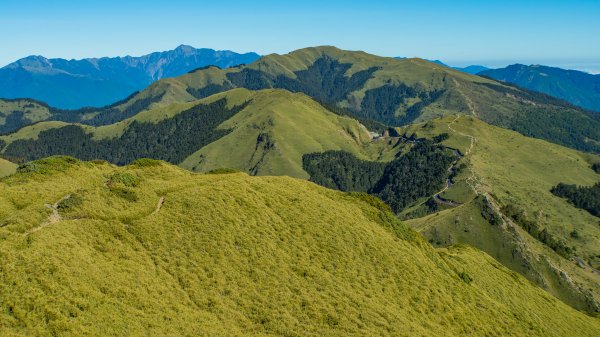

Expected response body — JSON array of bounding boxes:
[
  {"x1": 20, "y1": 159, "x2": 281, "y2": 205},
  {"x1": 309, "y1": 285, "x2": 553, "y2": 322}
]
[
  {"x1": 430, "y1": 115, "x2": 478, "y2": 208},
  {"x1": 452, "y1": 79, "x2": 478, "y2": 117},
  {"x1": 24, "y1": 194, "x2": 71, "y2": 236},
  {"x1": 433, "y1": 178, "x2": 462, "y2": 207},
  {"x1": 444, "y1": 115, "x2": 508, "y2": 224}
]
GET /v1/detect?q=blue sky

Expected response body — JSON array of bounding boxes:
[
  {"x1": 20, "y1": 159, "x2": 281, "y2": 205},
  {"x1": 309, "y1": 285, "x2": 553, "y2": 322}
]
[{"x1": 1, "y1": 0, "x2": 599, "y2": 72}]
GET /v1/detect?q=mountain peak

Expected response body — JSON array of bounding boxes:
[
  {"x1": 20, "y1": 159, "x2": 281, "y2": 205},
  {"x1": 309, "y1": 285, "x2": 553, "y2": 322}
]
[
  {"x1": 174, "y1": 44, "x2": 197, "y2": 54},
  {"x1": 3, "y1": 55, "x2": 51, "y2": 70}
]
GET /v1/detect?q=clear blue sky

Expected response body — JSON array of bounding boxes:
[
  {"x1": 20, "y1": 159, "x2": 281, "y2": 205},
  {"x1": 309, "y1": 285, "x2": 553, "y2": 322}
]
[{"x1": 1, "y1": 0, "x2": 599, "y2": 72}]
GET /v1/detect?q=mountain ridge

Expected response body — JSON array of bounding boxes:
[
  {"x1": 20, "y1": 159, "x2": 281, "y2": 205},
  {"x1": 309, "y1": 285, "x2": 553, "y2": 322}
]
[
  {"x1": 479, "y1": 63, "x2": 600, "y2": 112},
  {"x1": 0, "y1": 45, "x2": 260, "y2": 109}
]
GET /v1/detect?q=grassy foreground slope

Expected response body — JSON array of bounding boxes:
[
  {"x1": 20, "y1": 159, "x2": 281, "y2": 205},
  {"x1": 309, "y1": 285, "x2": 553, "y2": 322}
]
[
  {"x1": 402, "y1": 115, "x2": 600, "y2": 312},
  {"x1": 0, "y1": 89, "x2": 395, "y2": 178},
  {"x1": 0, "y1": 157, "x2": 599, "y2": 336}
]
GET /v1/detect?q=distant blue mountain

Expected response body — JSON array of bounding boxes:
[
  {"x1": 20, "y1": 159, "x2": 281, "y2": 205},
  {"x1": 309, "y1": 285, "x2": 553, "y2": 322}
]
[
  {"x1": 428, "y1": 59, "x2": 449, "y2": 67},
  {"x1": 480, "y1": 64, "x2": 600, "y2": 112},
  {"x1": 0, "y1": 45, "x2": 260, "y2": 109},
  {"x1": 453, "y1": 65, "x2": 490, "y2": 74}
]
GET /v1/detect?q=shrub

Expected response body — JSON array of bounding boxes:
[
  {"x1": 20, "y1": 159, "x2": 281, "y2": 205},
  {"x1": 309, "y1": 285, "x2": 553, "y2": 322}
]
[
  {"x1": 433, "y1": 133, "x2": 450, "y2": 143},
  {"x1": 570, "y1": 230, "x2": 580, "y2": 239},
  {"x1": 458, "y1": 271, "x2": 473, "y2": 284},
  {"x1": 109, "y1": 172, "x2": 140, "y2": 187},
  {"x1": 109, "y1": 187, "x2": 138, "y2": 202},
  {"x1": 130, "y1": 158, "x2": 163, "y2": 167},
  {"x1": 206, "y1": 168, "x2": 242, "y2": 175},
  {"x1": 17, "y1": 156, "x2": 79, "y2": 174},
  {"x1": 57, "y1": 194, "x2": 83, "y2": 211}
]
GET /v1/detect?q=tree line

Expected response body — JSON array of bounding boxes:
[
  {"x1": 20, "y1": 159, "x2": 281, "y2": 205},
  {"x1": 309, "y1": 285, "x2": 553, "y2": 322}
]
[
  {"x1": 4, "y1": 99, "x2": 248, "y2": 165},
  {"x1": 303, "y1": 139, "x2": 455, "y2": 213}
]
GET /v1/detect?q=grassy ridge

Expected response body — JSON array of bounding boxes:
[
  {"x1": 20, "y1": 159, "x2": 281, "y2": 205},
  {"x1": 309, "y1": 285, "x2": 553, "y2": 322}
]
[
  {"x1": 0, "y1": 157, "x2": 598, "y2": 336},
  {"x1": 141, "y1": 46, "x2": 600, "y2": 153},
  {"x1": 1, "y1": 89, "x2": 396, "y2": 178},
  {"x1": 0, "y1": 99, "x2": 53, "y2": 134},
  {"x1": 179, "y1": 89, "x2": 378, "y2": 178},
  {"x1": 402, "y1": 115, "x2": 600, "y2": 312}
]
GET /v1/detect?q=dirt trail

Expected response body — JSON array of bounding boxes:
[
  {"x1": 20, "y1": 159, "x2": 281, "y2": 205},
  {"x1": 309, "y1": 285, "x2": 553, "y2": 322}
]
[
  {"x1": 433, "y1": 178, "x2": 462, "y2": 207},
  {"x1": 448, "y1": 115, "x2": 475, "y2": 156},
  {"x1": 152, "y1": 196, "x2": 165, "y2": 215},
  {"x1": 24, "y1": 194, "x2": 71, "y2": 236},
  {"x1": 446, "y1": 115, "x2": 481, "y2": 193},
  {"x1": 430, "y1": 115, "x2": 479, "y2": 208},
  {"x1": 444, "y1": 116, "x2": 508, "y2": 223},
  {"x1": 452, "y1": 79, "x2": 478, "y2": 117}
]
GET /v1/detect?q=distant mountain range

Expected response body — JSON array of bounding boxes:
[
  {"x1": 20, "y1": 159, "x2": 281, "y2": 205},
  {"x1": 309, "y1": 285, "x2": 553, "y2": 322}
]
[
  {"x1": 479, "y1": 64, "x2": 600, "y2": 112},
  {"x1": 400, "y1": 57, "x2": 600, "y2": 112},
  {"x1": 0, "y1": 45, "x2": 260, "y2": 109}
]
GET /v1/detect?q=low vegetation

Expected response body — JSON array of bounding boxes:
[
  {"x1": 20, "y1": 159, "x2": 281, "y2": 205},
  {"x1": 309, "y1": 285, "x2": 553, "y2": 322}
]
[
  {"x1": 0, "y1": 157, "x2": 599, "y2": 336},
  {"x1": 502, "y1": 204, "x2": 575, "y2": 258}
]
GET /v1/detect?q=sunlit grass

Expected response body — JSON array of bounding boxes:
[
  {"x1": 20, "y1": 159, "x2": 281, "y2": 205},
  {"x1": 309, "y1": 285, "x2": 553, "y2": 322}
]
[{"x1": 0, "y1": 157, "x2": 598, "y2": 336}]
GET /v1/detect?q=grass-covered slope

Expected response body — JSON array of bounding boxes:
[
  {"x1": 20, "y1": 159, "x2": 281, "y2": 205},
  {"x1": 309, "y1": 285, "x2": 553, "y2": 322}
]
[
  {"x1": 0, "y1": 99, "x2": 53, "y2": 134},
  {"x1": 0, "y1": 157, "x2": 599, "y2": 336},
  {"x1": 0, "y1": 89, "x2": 388, "y2": 178},
  {"x1": 179, "y1": 89, "x2": 375, "y2": 178},
  {"x1": 401, "y1": 115, "x2": 600, "y2": 313}
]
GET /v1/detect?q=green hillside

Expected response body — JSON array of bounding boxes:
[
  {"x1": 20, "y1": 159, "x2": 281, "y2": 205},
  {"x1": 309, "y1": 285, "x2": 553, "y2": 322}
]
[
  {"x1": 0, "y1": 99, "x2": 53, "y2": 134},
  {"x1": 0, "y1": 156, "x2": 599, "y2": 336},
  {"x1": 3, "y1": 83, "x2": 599, "y2": 313},
  {"x1": 178, "y1": 89, "x2": 378, "y2": 178},
  {"x1": 400, "y1": 115, "x2": 600, "y2": 313},
  {"x1": 4, "y1": 46, "x2": 600, "y2": 154},
  {"x1": 102, "y1": 46, "x2": 600, "y2": 153},
  {"x1": 0, "y1": 89, "x2": 396, "y2": 178}
]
